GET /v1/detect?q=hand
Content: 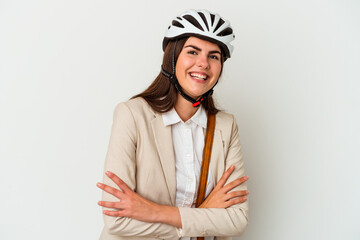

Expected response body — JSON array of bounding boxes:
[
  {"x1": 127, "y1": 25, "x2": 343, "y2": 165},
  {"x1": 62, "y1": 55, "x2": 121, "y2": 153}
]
[
  {"x1": 97, "y1": 171, "x2": 160, "y2": 223},
  {"x1": 199, "y1": 165, "x2": 249, "y2": 208}
]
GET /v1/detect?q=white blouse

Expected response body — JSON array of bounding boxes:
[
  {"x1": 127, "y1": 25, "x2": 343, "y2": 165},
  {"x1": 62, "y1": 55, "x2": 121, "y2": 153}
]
[{"x1": 162, "y1": 106, "x2": 215, "y2": 240}]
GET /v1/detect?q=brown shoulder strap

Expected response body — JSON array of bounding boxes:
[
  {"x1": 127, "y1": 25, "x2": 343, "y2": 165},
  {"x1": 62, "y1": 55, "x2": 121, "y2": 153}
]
[
  {"x1": 196, "y1": 112, "x2": 216, "y2": 208},
  {"x1": 196, "y1": 113, "x2": 216, "y2": 240}
]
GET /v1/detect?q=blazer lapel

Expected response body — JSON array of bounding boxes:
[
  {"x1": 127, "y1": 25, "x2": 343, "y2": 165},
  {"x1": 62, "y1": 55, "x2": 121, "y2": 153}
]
[{"x1": 151, "y1": 115, "x2": 177, "y2": 206}]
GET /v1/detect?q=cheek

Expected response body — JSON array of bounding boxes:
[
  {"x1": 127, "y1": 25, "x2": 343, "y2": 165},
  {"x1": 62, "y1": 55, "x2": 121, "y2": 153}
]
[
  {"x1": 213, "y1": 64, "x2": 222, "y2": 78},
  {"x1": 176, "y1": 58, "x2": 192, "y2": 77}
]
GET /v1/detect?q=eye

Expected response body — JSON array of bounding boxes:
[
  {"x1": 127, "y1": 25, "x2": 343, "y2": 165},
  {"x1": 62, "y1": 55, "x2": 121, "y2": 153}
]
[
  {"x1": 209, "y1": 54, "x2": 220, "y2": 60},
  {"x1": 187, "y1": 50, "x2": 197, "y2": 55}
]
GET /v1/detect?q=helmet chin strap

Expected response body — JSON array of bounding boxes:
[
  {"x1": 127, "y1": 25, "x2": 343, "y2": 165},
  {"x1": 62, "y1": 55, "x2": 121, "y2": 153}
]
[{"x1": 161, "y1": 40, "x2": 217, "y2": 108}]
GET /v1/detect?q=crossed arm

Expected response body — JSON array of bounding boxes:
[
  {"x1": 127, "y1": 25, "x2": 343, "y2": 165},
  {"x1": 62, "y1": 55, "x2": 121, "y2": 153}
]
[{"x1": 97, "y1": 165, "x2": 249, "y2": 229}]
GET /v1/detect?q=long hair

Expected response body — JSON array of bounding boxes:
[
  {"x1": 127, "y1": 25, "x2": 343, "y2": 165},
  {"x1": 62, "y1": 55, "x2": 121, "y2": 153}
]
[{"x1": 132, "y1": 37, "x2": 224, "y2": 114}]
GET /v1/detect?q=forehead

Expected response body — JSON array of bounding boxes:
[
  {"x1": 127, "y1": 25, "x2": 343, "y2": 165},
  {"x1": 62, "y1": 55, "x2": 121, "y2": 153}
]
[{"x1": 183, "y1": 37, "x2": 221, "y2": 52}]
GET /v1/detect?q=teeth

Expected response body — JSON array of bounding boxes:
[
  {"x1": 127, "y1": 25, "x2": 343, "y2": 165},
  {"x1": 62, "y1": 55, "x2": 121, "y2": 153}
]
[{"x1": 190, "y1": 73, "x2": 207, "y2": 80}]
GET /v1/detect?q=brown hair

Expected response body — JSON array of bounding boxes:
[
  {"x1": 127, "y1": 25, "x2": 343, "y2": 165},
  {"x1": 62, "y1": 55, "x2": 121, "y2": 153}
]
[{"x1": 132, "y1": 37, "x2": 224, "y2": 114}]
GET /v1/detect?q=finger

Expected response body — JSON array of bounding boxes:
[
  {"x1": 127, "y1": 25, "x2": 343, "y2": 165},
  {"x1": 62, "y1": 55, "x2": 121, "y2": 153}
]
[
  {"x1": 225, "y1": 190, "x2": 249, "y2": 201},
  {"x1": 224, "y1": 196, "x2": 247, "y2": 208},
  {"x1": 215, "y1": 165, "x2": 235, "y2": 189},
  {"x1": 98, "y1": 201, "x2": 123, "y2": 209},
  {"x1": 105, "y1": 171, "x2": 132, "y2": 193},
  {"x1": 102, "y1": 210, "x2": 125, "y2": 217},
  {"x1": 223, "y1": 176, "x2": 248, "y2": 193},
  {"x1": 97, "y1": 182, "x2": 125, "y2": 199}
]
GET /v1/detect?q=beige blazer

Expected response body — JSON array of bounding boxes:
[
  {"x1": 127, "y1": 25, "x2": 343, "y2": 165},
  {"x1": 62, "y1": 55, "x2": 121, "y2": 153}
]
[{"x1": 100, "y1": 97, "x2": 248, "y2": 240}]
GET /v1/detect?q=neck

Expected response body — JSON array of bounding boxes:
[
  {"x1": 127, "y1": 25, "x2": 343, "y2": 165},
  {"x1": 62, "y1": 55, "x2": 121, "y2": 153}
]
[{"x1": 174, "y1": 93, "x2": 199, "y2": 122}]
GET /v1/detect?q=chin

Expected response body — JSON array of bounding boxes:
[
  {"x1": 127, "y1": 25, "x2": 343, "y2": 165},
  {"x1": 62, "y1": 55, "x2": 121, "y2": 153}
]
[{"x1": 182, "y1": 84, "x2": 212, "y2": 99}]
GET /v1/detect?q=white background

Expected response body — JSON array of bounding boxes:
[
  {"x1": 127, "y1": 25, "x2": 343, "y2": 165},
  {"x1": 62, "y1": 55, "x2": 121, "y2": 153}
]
[{"x1": 1, "y1": 0, "x2": 359, "y2": 239}]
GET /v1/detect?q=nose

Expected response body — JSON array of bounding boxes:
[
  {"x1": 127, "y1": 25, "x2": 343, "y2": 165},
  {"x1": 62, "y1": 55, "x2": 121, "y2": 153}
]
[{"x1": 196, "y1": 54, "x2": 209, "y2": 69}]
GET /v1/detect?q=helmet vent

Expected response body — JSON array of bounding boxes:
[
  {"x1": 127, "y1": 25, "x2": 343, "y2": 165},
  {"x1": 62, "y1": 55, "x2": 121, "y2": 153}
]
[
  {"x1": 172, "y1": 20, "x2": 184, "y2": 28},
  {"x1": 183, "y1": 14, "x2": 204, "y2": 31},
  {"x1": 177, "y1": 17, "x2": 182, "y2": 20},
  {"x1": 217, "y1": 27, "x2": 233, "y2": 36},
  {"x1": 210, "y1": 14, "x2": 215, "y2": 26},
  {"x1": 214, "y1": 18, "x2": 225, "y2": 33},
  {"x1": 198, "y1": 12, "x2": 209, "y2": 31}
]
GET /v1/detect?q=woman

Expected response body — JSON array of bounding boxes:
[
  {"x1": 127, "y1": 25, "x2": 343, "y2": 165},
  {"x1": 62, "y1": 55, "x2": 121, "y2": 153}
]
[{"x1": 97, "y1": 9, "x2": 249, "y2": 240}]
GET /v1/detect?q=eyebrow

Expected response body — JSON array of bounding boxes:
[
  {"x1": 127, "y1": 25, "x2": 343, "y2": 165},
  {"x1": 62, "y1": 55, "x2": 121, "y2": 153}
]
[{"x1": 184, "y1": 45, "x2": 222, "y2": 55}]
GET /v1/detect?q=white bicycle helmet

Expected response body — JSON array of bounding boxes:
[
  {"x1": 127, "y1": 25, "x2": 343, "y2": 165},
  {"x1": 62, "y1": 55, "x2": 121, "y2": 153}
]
[{"x1": 163, "y1": 9, "x2": 235, "y2": 59}]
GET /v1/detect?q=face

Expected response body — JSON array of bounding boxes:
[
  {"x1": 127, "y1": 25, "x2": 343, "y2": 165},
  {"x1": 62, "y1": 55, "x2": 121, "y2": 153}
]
[{"x1": 175, "y1": 37, "x2": 222, "y2": 100}]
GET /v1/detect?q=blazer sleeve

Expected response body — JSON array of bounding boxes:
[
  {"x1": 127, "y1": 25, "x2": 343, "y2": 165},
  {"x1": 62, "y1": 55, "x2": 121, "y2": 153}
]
[
  {"x1": 177, "y1": 114, "x2": 249, "y2": 237},
  {"x1": 101, "y1": 103, "x2": 179, "y2": 239}
]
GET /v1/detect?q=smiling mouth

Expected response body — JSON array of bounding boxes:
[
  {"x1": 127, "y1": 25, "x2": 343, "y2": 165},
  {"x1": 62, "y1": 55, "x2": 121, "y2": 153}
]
[{"x1": 189, "y1": 72, "x2": 208, "y2": 80}]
